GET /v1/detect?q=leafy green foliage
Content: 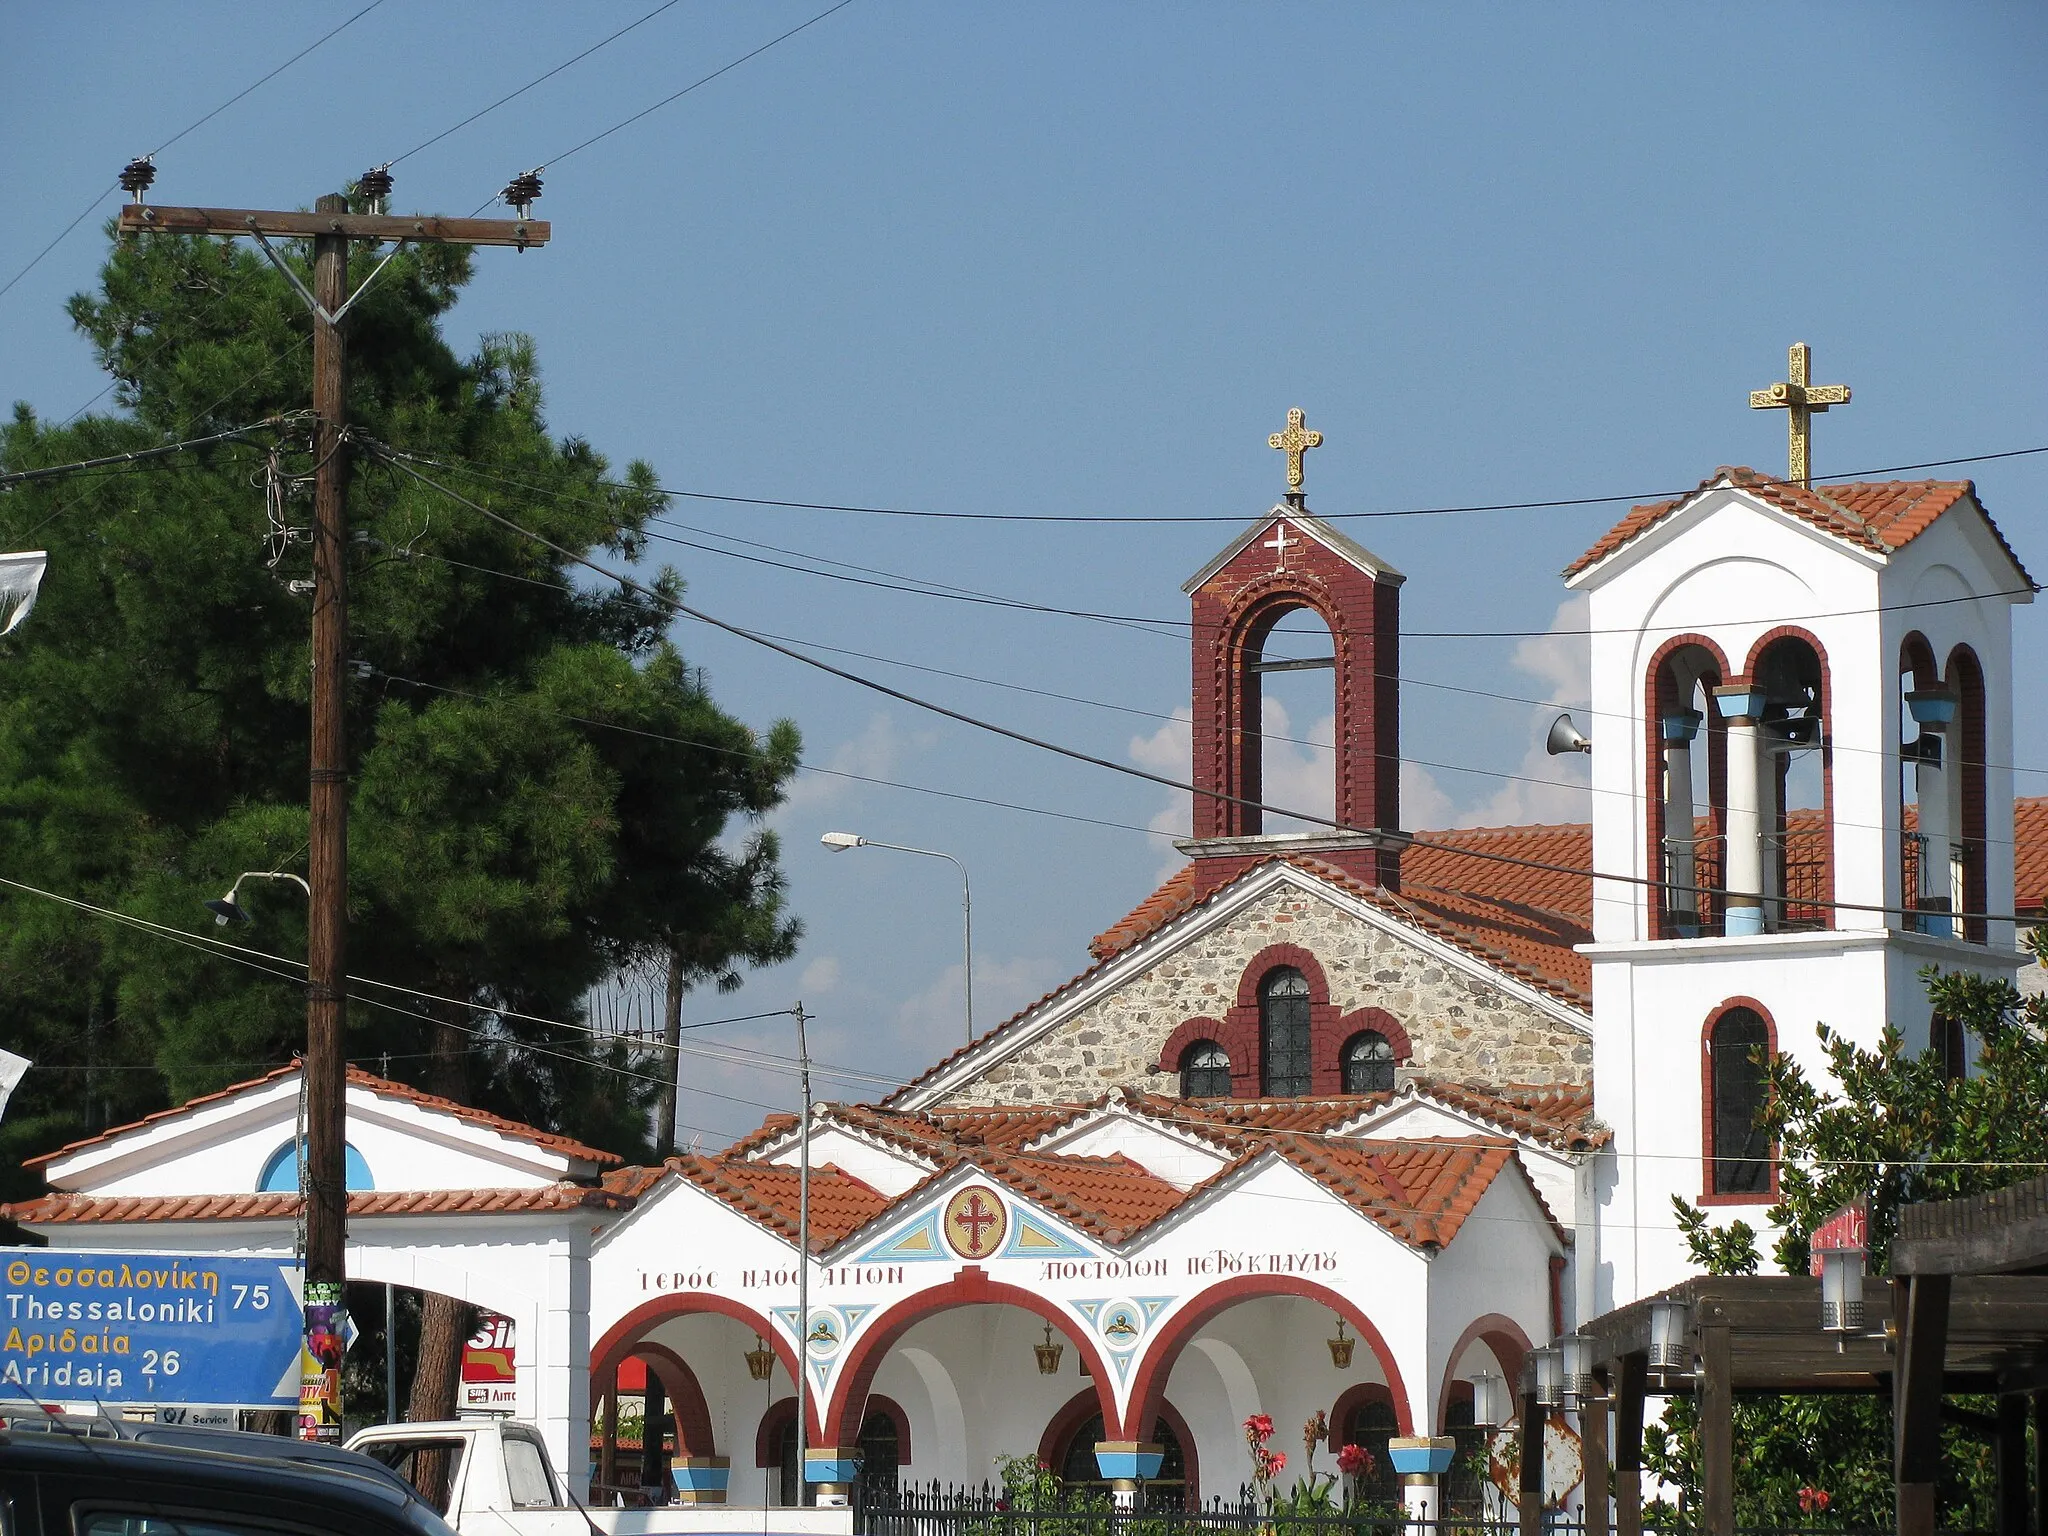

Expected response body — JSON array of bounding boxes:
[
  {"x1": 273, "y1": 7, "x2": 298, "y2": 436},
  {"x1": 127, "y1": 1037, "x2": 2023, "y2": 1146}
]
[
  {"x1": 1644, "y1": 941, "x2": 2048, "y2": 1527},
  {"x1": 0, "y1": 206, "x2": 801, "y2": 1186}
]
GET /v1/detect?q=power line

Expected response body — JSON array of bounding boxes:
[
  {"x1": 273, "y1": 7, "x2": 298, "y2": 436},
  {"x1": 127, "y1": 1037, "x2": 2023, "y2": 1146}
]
[
  {"x1": 383, "y1": 444, "x2": 2041, "y2": 642},
  {"x1": 386, "y1": 0, "x2": 690, "y2": 168},
  {"x1": 0, "y1": 1, "x2": 387, "y2": 304},
  {"x1": 371, "y1": 447, "x2": 2048, "y2": 930},
  {"x1": 0, "y1": 419, "x2": 299, "y2": 490},
  {"x1": 470, "y1": 0, "x2": 861, "y2": 212},
  {"x1": 408, "y1": 443, "x2": 2048, "y2": 527}
]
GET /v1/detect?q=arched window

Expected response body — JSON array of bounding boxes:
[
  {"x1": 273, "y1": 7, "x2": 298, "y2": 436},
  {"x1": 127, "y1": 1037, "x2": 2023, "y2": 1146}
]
[
  {"x1": 855, "y1": 1407, "x2": 902, "y2": 1504},
  {"x1": 1750, "y1": 634, "x2": 1830, "y2": 932},
  {"x1": 1931, "y1": 1012, "x2": 1966, "y2": 1081},
  {"x1": 1179, "y1": 1040, "x2": 1231, "y2": 1100},
  {"x1": 1259, "y1": 968, "x2": 1312, "y2": 1096},
  {"x1": 1053, "y1": 1411, "x2": 1186, "y2": 1501},
  {"x1": 1341, "y1": 1031, "x2": 1395, "y2": 1094},
  {"x1": 259, "y1": 1140, "x2": 373, "y2": 1192},
  {"x1": 1336, "y1": 1393, "x2": 1399, "y2": 1506},
  {"x1": 1709, "y1": 1006, "x2": 1772, "y2": 1195}
]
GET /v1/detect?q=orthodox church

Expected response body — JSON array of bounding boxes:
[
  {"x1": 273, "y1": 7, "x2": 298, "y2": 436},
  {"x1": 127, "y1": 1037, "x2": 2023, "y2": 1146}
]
[{"x1": 8, "y1": 365, "x2": 2044, "y2": 1514}]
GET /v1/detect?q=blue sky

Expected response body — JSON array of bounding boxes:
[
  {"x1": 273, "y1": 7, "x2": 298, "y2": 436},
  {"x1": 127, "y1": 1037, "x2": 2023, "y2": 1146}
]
[{"x1": 6, "y1": 4, "x2": 2045, "y2": 1143}]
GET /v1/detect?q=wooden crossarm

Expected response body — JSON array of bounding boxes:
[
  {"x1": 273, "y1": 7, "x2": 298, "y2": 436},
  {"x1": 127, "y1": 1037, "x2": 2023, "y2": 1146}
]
[{"x1": 118, "y1": 205, "x2": 549, "y2": 248}]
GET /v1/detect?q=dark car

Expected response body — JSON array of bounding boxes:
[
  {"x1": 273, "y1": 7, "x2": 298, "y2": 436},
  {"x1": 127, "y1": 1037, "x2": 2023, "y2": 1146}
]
[{"x1": 0, "y1": 1424, "x2": 462, "y2": 1536}]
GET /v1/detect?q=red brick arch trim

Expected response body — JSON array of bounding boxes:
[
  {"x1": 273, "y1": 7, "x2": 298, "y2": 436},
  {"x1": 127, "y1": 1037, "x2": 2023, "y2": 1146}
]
[
  {"x1": 1432, "y1": 1313, "x2": 1531, "y2": 1433},
  {"x1": 1036, "y1": 1389, "x2": 1201, "y2": 1505},
  {"x1": 859, "y1": 1393, "x2": 913, "y2": 1464},
  {"x1": 1330, "y1": 1007, "x2": 1410, "y2": 1088},
  {"x1": 823, "y1": 1266, "x2": 1117, "y2": 1443},
  {"x1": 625, "y1": 1341, "x2": 717, "y2": 1457},
  {"x1": 1743, "y1": 627, "x2": 1836, "y2": 931},
  {"x1": 593, "y1": 1292, "x2": 812, "y2": 1438},
  {"x1": 1330, "y1": 1381, "x2": 1397, "y2": 1444},
  {"x1": 1122, "y1": 1275, "x2": 1412, "y2": 1440},
  {"x1": 1699, "y1": 996, "x2": 1780, "y2": 1207},
  {"x1": 755, "y1": 1397, "x2": 797, "y2": 1469},
  {"x1": 1226, "y1": 945, "x2": 1342, "y2": 1098},
  {"x1": 1643, "y1": 634, "x2": 1731, "y2": 940},
  {"x1": 1156, "y1": 1017, "x2": 1245, "y2": 1083}
]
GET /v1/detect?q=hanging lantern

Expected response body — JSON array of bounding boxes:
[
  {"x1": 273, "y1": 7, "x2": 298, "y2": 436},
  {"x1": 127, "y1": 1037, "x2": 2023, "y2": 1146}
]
[
  {"x1": 1531, "y1": 1345, "x2": 1563, "y2": 1409},
  {"x1": 1559, "y1": 1333, "x2": 1595, "y2": 1411},
  {"x1": 1647, "y1": 1297, "x2": 1691, "y2": 1388},
  {"x1": 743, "y1": 1334, "x2": 776, "y2": 1383},
  {"x1": 1327, "y1": 1316, "x2": 1356, "y2": 1369},
  {"x1": 1819, "y1": 1248, "x2": 1866, "y2": 1337},
  {"x1": 1034, "y1": 1324, "x2": 1065, "y2": 1376},
  {"x1": 1469, "y1": 1368, "x2": 1508, "y2": 1429}
]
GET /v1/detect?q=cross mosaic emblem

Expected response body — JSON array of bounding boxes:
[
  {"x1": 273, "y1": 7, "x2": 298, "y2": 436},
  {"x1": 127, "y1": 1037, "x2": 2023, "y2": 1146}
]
[{"x1": 942, "y1": 1184, "x2": 1009, "y2": 1259}]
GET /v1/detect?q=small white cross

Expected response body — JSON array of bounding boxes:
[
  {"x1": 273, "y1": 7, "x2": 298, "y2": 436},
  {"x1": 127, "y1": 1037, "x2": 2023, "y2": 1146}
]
[{"x1": 1264, "y1": 522, "x2": 1298, "y2": 571}]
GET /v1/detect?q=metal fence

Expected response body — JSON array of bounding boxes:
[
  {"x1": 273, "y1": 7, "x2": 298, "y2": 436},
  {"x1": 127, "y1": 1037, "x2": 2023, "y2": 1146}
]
[{"x1": 856, "y1": 1485, "x2": 1535, "y2": 1536}]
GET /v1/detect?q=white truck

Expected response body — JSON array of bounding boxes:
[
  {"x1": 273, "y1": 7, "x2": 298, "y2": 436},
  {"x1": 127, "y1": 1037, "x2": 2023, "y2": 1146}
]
[{"x1": 346, "y1": 1420, "x2": 851, "y2": 1536}]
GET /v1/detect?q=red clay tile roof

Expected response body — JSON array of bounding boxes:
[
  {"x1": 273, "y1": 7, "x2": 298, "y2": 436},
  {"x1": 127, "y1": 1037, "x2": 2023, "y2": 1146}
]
[
  {"x1": 3, "y1": 1183, "x2": 634, "y2": 1225},
  {"x1": 25, "y1": 1063, "x2": 622, "y2": 1170},
  {"x1": 1413, "y1": 1081, "x2": 1607, "y2": 1152},
  {"x1": 661, "y1": 1157, "x2": 891, "y2": 1253},
  {"x1": 1257, "y1": 1135, "x2": 1530, "y2": 1248},
  {"x1": 2019, "y1": 798, "x2": 2048, "y2": 915},
  {"x1": 972, "y1": 1152, "x2": 1186, "y2": 1242},
  {"x1": 1563, "y1": 467, "x2": 2030, "y2": 585},
  {"x1": 1091, "y1": 867, "x2": 1201, "y2": 961}
]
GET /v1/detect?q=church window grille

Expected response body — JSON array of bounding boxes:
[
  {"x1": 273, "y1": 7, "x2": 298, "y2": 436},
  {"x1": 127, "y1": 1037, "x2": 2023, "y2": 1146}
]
[
  {"x1": 1180, "y1": 1040, "x2": 1231, "y2": 1099},
  {"x1": 1341, "y1": 1030, "x2": 1395, "y2": 1094},
  {"x1": 855, "y1": 1407, "x2": 901, "y2": 1505},
  {"x1": 1338, "y1": 1396, "x2": 1400, "y2": 1506},
  {"x1": 1054, "y1": 1411, "x2": 1186, "y2": 1501},
  {"x1": 1259, "y1": 967, "x2": 1312, "y2": 1096},
  {"x1": 1709, "y1": 1006, "x2": 1772, "y2": 1195}
]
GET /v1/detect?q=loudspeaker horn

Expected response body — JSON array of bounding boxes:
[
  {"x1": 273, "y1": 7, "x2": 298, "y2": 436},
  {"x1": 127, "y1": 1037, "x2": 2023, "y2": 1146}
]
[{"x1": 1545, "y1": 712, "x2": 1592, "y2": 756}]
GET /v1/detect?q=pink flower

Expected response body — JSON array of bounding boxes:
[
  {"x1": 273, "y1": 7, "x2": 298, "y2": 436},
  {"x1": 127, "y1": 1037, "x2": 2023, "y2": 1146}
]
[
  {"x1": 1337, "y1": 1443, "x2": 1372, "y2": 1477},
  {"x1": 1243, "y1": 1413, "x2": 1275, "y2": 1443},
  {"x1": 1268, "y1": 1451, "x2": 1287, "y2": 1475}
]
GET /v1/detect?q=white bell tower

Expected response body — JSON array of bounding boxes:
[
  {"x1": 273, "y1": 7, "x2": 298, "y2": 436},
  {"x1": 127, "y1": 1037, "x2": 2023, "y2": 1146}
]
[{"x1": 1564, "y1": 446, "x2": 2032, "y2": 1308}]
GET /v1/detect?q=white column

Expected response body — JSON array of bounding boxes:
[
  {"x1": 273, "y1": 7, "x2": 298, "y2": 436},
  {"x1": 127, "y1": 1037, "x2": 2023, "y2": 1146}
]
[
  {"x1": 538, "y1": 1230, "x2": 593, "y2": 1498},
  {"x1": 1714, "y1": 685, "x2": 1766, "y2": 937},
  {"x1": 1916, "y1": 742, "x2": 1951, "y2": 937},
  {"x1": 1662, "y1": 711, "x2": 1700, "y2": 935}
]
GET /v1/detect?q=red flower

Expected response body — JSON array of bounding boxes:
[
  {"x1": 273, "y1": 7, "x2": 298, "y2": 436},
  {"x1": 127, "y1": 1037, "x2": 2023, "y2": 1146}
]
[
  {"x1": 1243, "y1": 1413, "x2": 1275, "y2": 1443},
  {"x1": 1798, "y1": 1487, "x2": 1832, "y2": 1515},
  {"x1": 1268, "y1": 1450, "x2": 1287, "y2": 1475},
  {"x1": 1337, "y1": 1443, "x2": 1372, "y2": 1477}
]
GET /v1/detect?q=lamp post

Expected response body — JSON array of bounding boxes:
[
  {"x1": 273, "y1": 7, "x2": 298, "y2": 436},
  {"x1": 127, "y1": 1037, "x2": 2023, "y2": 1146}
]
[
  {"x1": 205, "y1": 870, "x2": 313, "y2": 926},
  {"x1": 821, "y1": 833, "x2": 974, "y2": 1047}
]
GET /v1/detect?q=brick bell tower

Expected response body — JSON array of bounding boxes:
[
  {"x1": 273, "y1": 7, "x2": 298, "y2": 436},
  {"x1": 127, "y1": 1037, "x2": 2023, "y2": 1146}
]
[{"x1": 1181, "y1": 408, "x2": 1407, "y2": 897}]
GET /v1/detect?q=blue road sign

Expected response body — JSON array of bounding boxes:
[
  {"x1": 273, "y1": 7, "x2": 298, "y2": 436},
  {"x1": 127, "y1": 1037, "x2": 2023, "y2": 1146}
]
[{"x1": 1, "y1": 1249, "x2": 304, "y2": 1408}]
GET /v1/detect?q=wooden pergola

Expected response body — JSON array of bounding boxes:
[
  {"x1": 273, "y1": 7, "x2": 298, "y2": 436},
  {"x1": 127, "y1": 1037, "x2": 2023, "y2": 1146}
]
[{"x1": 1524, "y1": 1176, "x2": 2048, "y2": 1536}]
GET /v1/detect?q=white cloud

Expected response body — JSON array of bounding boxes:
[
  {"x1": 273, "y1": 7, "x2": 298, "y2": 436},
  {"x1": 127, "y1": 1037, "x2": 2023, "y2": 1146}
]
[
  {"x1": 778, "y1": 712, "x2": 930, "y2": 816},
  {"x1": 890, "y1": 955, "x2": 1066, "y2": 1060},
  {"x1": 799, "y1": 956, "x2": 842, "y2": 994}
]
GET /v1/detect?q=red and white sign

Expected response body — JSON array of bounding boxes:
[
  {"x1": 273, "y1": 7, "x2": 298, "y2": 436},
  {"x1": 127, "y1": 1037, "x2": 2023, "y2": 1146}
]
[
  {"x1": 1807, "y1": 1199, "x2": 1868, "y2": 1275},
  {"x1": 460, "y1": 1312, "x2": 516, "y2": 1413}
]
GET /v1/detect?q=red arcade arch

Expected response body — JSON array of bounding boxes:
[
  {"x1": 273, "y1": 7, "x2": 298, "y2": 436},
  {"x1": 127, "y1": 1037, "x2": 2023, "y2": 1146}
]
[
  {"x1": 1121, "y1": 1275, "x2": 1413, "y2": 1440},
  {"x1": 593, "y1": 1292, "x2": 814, "y2": 1437},
  {"x1": 1432, "y1": 1312, "x2": 1532, "y2": 1433},
  {"x1": 822, "y1": 1266, "x2": 1117, "y2": 1444}
]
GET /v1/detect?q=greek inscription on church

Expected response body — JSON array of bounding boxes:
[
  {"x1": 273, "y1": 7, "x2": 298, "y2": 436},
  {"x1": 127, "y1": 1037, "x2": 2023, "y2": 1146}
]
[
  {"x1": 1036, "y1": 1258, "x2": 1170, "y2": 1281},
  {"x1": 638, "y1": 1265, "x2": 907, "y2": 1294},
  {"x1": 1184, "y1": 1249, "x2": 1338, "y2": 1277}
]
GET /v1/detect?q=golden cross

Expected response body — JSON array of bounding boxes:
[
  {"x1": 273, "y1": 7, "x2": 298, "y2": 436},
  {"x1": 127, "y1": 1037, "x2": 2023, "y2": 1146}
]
[
  {"x1": 1267, "y1": 407, "x2": 1324, "y2": 493},
  {"x1": 1749, "y1": 342, "x2": 1851, "y2": 489}
]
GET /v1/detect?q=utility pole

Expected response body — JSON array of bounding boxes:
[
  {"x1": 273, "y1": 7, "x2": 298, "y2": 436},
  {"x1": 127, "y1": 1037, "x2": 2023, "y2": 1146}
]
[{"x1": 118, "y1": 172, "x2": 548, "y2": 1441}]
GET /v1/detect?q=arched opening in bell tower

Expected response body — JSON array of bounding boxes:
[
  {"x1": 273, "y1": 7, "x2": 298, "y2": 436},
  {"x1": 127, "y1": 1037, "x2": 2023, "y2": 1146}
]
[
  {"x1": 1243, "y1": 602, "x2": 1339, "y2": 834},
  {"x1": 1749, "y1": 632, "x2": 1831, "y2": 932},
  {"x1": 1646, "y1": 637, "x2": 1729, "y2": 938}
]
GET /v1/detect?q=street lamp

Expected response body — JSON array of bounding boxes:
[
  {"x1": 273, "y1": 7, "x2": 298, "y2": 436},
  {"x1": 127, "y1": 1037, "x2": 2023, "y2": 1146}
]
[
  {"x1": 205, "y1": 870, "x2": 313, "y2": 926},
  {"x1": 821, "y1": 832, "x2": 974, "y2": 1047},
  {"x1": 0, "y1": 551, "x2": 48, "y2": 637}
]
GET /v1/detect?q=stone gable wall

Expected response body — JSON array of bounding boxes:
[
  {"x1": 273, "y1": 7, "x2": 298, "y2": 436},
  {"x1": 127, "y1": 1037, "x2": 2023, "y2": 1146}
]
[{"x1": 943, "y1": 885, "x2": 1590, "y2": 1107}]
